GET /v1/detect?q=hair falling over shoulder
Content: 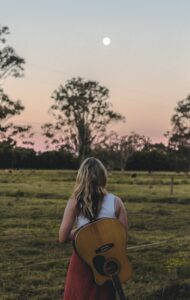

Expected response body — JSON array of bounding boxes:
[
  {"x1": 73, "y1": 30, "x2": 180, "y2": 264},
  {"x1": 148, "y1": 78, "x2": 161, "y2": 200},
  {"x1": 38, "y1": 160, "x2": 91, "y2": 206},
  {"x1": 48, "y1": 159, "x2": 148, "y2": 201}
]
[{"x1": 72, "y1": 157, "x2": 108, "y2": 220}]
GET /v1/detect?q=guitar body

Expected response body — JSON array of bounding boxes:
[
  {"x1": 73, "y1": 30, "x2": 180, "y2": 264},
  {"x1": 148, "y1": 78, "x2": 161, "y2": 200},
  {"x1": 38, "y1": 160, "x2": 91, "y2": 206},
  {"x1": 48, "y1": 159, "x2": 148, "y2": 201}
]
[{"x1": 73, "y1": 218, "x2": 132, "y2": 286}]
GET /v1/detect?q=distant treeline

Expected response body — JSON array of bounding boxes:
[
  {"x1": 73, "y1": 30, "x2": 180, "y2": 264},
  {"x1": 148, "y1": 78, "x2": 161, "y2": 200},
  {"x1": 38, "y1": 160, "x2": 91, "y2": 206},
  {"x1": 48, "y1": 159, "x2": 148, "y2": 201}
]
[{"x1": 0, "y1": 143, "x2": 188, "y2": 172}]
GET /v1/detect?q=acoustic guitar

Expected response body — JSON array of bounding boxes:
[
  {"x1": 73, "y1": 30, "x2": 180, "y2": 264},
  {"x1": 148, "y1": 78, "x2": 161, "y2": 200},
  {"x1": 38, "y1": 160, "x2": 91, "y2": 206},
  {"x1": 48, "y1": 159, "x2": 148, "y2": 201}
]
[{"x1": 73, "y1": 218, "x2": 132, "y2": 300}]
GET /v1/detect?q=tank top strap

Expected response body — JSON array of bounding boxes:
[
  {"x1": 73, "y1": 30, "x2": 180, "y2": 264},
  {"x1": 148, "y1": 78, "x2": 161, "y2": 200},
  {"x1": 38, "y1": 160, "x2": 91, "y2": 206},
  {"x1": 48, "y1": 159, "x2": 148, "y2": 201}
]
[
  {"x1": 98, "y1": 193, "x2": 116, "y2": 218},
  {"x1": 103, "y1": 193, "x2": 115, "y2": 209}
]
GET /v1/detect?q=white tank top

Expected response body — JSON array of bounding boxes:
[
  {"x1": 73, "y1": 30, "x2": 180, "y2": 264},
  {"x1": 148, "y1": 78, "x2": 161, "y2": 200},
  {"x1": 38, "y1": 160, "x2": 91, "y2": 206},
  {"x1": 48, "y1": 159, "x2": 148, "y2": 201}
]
[{"x1": 76, "y1": 193, "x2": 116, "y2": 228}]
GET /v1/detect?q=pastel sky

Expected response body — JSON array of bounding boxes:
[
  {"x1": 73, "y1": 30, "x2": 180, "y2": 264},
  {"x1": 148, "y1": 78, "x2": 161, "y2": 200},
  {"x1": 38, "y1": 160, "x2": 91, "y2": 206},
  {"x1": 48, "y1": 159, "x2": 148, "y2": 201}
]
[{"x1": 1, "y1": 0, "x2": 190, "y2": 150}]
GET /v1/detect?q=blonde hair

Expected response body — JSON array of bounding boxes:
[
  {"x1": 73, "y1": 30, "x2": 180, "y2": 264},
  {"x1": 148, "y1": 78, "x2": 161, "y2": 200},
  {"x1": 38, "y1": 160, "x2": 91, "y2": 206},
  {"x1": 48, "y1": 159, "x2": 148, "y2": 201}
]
[{"x1": 72, "y1": 157, "x2": 107, "y2": 219}]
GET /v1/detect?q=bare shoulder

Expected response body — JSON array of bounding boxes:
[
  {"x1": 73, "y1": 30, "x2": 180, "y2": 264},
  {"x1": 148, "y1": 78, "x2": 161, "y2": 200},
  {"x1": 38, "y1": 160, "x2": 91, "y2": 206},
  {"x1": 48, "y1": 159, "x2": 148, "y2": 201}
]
[
  {"x1": 65, "y1": 197, "x2": 77, "y2": 211},
  {"x1": 114, "y1": 195, "x2": 124, "y2": 204},
  {"x1": 114, "y1": 195, "x2": 128, "y2": 231},
  {"x1": 114, "y1": 195, "x2": 126, "y2": 217},
  {"x1": 67, "y1": 197, "x2": 77, "y2": 205}
]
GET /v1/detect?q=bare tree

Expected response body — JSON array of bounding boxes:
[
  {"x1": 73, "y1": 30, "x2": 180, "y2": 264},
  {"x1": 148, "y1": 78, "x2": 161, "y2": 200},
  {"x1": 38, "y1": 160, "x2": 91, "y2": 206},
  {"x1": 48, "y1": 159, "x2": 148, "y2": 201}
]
[{"x1": 99, "y1": 131, "x2": 151, "y2": 170}]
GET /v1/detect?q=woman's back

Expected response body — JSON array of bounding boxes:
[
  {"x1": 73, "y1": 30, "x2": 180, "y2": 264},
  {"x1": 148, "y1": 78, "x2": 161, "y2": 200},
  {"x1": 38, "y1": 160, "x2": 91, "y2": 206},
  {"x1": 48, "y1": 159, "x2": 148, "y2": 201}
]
[{"x1": 76, "y1": 193, "x2": 116, "y2": 228}]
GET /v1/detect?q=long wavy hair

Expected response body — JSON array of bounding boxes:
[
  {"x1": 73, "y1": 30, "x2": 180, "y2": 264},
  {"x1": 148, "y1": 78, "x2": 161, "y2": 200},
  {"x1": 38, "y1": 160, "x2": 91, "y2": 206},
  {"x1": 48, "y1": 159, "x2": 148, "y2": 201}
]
[{"x1": 72, "y1": 157, "x2": 108, "y2": 220}]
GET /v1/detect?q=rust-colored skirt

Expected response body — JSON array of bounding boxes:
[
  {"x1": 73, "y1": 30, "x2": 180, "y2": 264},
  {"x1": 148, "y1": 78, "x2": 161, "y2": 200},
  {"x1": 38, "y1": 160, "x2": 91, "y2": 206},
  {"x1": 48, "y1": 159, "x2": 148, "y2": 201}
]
[{"x1": 63, "y1": 251, "x2": 116, "y2": 300}]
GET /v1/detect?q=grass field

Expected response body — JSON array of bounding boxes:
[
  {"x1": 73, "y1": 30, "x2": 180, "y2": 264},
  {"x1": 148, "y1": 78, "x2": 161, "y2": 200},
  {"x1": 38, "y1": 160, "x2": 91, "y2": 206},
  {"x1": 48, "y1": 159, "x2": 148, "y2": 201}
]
[{"x1": 0, "y1": 170, "x2": 190, "y2": 300}]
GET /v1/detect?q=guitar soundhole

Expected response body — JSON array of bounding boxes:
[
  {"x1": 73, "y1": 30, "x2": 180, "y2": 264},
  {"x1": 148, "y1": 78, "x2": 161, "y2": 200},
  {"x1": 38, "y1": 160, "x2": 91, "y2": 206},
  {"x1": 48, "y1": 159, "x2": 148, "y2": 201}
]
[
  {"x1": 93, "y1": 255, "x2": 106, "y2": 275},
  {"x1": 104, "y1": 259, "x2": 120, "y2": 276}
]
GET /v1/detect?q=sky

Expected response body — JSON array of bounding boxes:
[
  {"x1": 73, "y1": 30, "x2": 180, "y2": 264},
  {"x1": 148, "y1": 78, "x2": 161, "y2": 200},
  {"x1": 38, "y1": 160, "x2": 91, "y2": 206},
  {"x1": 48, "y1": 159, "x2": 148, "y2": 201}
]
[{"x1": 1, "y1": 0, "x2": 190, "y2": 150}]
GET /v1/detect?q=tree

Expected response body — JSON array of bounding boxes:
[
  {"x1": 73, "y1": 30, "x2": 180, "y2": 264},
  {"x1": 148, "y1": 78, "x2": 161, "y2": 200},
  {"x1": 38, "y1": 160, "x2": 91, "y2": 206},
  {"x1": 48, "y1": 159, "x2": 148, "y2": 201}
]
[
  {"x1": 0, "y1": 26, "x2": 24, "y2": 80},
  {"x1": 42, "y1": 122, "x2": 78, "y2": 153},
  {"x1": 167, "y1": 95, "x2": 190, "y2": 172},
  {"x1": 42, "y1": 77, "x2": 125, "y2": 161},
  {"x1": 168, "y1": 95, "x2": 190, "y2": 148},
  {"x1": 0, "y1": 25, "x2": 33, "y2": 147},
  {"x1": 96, "y1": 131, "x2": 150, "y2": 170}
]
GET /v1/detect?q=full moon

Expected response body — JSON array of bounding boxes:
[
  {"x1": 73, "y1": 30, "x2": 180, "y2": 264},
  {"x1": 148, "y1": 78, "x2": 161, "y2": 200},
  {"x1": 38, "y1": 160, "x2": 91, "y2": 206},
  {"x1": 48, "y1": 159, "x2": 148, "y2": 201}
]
[{"x1": 102, "y1": 37, "x2": 111, "y2": 46}]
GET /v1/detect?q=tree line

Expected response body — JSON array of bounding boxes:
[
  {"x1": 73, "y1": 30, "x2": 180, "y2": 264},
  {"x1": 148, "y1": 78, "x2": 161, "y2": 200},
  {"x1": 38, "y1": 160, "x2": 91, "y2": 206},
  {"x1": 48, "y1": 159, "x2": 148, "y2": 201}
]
[
  {"x1": 0, "y1": 139, "x2": 188, "y2": 172},
  {"x1": 1, "y1": 25, "x2": 190, "y2": 171}
]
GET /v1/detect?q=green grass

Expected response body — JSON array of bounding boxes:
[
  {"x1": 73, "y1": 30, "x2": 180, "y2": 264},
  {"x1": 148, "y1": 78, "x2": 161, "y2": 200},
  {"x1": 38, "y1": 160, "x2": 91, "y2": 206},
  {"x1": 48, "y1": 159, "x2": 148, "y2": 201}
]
[{"x1": 0, "y1": 170, "x2": 190, "y2": 299}]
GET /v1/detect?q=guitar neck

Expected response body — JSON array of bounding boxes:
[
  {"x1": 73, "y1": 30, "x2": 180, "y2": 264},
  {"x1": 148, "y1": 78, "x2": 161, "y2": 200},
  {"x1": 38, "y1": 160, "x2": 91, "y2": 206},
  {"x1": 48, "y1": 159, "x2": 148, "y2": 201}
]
[{"x1": 112, "y1": 274, "x2": 127, "y2": 300}]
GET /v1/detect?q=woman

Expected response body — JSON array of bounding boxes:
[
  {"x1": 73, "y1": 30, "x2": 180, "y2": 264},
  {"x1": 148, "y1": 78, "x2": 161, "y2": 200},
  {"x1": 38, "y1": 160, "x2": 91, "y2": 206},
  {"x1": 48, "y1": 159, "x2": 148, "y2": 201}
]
[{"x1": 59, "y1": 157, "x2": 128, "y2": 300}]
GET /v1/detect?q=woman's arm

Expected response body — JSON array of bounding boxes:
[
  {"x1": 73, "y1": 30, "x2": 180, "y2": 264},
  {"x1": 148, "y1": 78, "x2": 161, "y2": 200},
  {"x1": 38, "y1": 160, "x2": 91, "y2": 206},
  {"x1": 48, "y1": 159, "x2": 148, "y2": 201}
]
[
  {"x1": 59, "y1": 198, "x2": 77, "y2": 243},
  {"x1": 115, "y1": 196, "x2": 128, "y2": 233}
]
